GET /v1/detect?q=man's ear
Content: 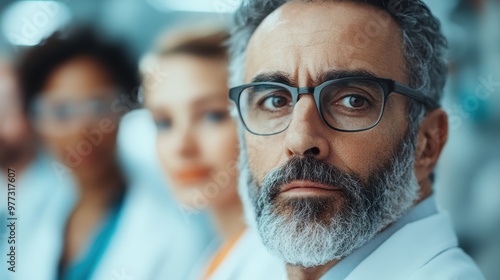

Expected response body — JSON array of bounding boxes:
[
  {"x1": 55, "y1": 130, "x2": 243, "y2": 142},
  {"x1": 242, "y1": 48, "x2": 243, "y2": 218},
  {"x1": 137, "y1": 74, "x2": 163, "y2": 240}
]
[{"x1": 414, "y1": 108, "x2": 448, "y2": 183}]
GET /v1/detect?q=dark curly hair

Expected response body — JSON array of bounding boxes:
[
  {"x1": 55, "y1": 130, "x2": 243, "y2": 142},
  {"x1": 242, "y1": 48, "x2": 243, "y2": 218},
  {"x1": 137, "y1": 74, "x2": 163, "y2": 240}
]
[{"x1": 17, "y1": 25, "x2": 139, "y2": 111}]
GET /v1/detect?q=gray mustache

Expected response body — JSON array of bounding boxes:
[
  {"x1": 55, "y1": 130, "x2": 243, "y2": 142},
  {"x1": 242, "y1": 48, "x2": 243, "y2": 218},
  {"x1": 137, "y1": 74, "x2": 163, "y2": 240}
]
[{"x1": 255, "y1": 156, "x2": 364, "y2": 204}]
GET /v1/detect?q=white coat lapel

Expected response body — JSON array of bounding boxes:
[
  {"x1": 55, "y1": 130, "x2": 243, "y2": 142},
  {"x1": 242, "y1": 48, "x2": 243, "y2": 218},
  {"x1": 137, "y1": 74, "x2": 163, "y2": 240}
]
[{"x1": 346, "y1": 212, "x2": 457, "y2": 280}]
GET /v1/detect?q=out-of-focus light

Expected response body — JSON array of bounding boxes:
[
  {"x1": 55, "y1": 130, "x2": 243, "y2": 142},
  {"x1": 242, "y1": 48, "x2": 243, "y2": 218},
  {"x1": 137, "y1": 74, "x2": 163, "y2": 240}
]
[
  {"x1": 1, "y1": 1, "x2": 71, "y2": 46},
  {"x1": 147, "y1": 0, "x2": 241, "y2": 13}
]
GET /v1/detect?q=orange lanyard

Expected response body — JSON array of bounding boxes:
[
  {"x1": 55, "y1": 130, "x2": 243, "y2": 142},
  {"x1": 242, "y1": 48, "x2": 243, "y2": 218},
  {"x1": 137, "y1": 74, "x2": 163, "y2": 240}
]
[{"x1": 203, "y1": 229, "x2": 246, "y2": 279}]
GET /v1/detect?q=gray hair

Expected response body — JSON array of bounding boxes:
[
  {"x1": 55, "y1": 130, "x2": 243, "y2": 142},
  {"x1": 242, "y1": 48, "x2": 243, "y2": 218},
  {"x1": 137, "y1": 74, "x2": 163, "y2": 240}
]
[{"x1": 228, "y1": 0, "x2": 448, "y2": 143}]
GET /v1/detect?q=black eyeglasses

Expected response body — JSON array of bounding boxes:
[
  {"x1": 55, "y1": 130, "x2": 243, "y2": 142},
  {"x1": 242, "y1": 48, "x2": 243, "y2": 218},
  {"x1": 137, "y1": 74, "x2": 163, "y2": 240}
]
[{"x1": 229, "y1": 77, "x2": 438, "y2": 136}]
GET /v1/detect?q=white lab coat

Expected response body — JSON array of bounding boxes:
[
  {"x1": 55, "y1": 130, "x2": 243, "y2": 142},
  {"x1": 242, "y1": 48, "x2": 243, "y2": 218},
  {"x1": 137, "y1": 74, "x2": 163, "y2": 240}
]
[
  {"x1": 0, "y1": 154, "x2": 76, "y2": 279},
  {"x1": 0, "y1": 153, "x2": 61, "y2": 276},
  {"x1": 208, "y1": 228, "x2": 287, "y2": 280},
  {"x1": 336, "y1": 211, "x2": 485, "y2": 280},
  {"x1": 0, "y1": 152, "x2": 58, "y2": 226},
  {"x1": 91, "y1": 179, "x2": 212, "y2": 280},
  {"x1": 0, "y1": 175, "x2": 212, "y2": 280}
]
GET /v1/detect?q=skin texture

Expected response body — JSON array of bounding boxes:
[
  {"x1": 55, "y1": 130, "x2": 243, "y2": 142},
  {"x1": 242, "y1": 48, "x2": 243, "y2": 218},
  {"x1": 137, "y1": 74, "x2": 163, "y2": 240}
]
[
  {"x1": 39, "y1": 56, "x2": 125, "y2": 269},
  {"x1": 243, "y1": 2, "x2": 448, "y2": 279},
  {"x1": 145, "y1": 54, "x2": 244, "y2": 241}
]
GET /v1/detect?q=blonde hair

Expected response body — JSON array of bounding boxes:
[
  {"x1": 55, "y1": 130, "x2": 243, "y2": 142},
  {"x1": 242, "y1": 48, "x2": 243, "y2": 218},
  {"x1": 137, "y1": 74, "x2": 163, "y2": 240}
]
[
  {"x1": 138, "y1": 23, "x2": 230, "y2": 103},
  {"x1": 140, "y1": 23, "x2": 229, "y2": 77}
]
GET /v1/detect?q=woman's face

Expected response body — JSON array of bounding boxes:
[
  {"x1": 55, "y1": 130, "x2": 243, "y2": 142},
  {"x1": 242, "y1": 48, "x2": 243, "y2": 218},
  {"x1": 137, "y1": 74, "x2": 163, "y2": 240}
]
[
  {"x1": 36, "y1": 56, "x2": 121, "y2": 181},
  {"x1": 145, "y1": 54, "x2": 240, "y2": 209}
]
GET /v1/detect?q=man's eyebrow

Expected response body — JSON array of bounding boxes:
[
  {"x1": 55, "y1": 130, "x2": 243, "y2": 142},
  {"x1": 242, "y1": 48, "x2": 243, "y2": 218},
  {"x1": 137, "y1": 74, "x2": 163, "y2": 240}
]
[
  {"x1": 251, "y1": 71, "x2": 295, "y2": 85},
  {"x1": 319, "y1": 69, "x2": 379, "y2": 83},
  {"x1": 250, "y1": 69, "x2": 380, "y2": 86}
]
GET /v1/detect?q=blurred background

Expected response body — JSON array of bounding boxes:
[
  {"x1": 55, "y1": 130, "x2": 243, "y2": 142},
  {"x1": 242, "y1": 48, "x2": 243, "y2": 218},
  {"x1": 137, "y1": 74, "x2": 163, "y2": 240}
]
[{"x1": 0, "y1": 0, "x2": 499, "y2": 279}]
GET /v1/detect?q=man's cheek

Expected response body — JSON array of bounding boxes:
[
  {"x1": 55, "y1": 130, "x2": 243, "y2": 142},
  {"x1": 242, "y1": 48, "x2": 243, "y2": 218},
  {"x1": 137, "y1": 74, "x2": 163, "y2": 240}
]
[
  {"x1": 246, "y1": 142, "x2": 264, "y2": 180},
  {"x1": 245, "y1": 135, "x2": 272, "y2": 180}
]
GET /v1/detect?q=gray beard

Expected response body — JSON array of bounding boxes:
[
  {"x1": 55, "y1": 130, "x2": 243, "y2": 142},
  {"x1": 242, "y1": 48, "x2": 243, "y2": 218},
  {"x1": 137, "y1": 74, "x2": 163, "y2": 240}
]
[{"x1": 237, "y1": 130, "x2": 419, "y2": 267}]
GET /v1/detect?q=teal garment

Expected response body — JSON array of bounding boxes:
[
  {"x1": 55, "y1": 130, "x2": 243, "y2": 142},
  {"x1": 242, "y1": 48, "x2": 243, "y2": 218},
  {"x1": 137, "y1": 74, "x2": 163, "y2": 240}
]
[{"x1": 58, "y1": 190, "x2": 125, "y2": 280}]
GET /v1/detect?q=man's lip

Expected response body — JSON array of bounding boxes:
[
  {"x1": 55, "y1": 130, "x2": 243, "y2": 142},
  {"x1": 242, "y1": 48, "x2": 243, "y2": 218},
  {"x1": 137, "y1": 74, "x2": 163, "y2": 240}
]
[{"x1": 280, "y1": 180, "x2": 340, "y2": 193}]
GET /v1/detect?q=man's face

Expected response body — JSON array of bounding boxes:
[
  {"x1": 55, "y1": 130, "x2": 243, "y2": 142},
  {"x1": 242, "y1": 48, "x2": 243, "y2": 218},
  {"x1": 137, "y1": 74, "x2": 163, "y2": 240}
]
[{"x1": 240, "y1": 2, "x2": 420, "y2": 267}]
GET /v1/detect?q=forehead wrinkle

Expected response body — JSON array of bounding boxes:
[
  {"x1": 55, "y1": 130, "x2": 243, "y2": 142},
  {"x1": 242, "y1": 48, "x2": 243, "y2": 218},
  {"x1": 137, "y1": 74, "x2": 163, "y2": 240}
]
[{"x1": 245, "y1": 0, "x2": 405, "y2": 86}]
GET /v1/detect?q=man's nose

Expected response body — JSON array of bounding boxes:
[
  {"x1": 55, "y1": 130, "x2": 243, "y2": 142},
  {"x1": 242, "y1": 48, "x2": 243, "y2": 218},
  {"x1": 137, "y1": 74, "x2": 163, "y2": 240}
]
[{"x1": 284, "y1": 95, "x2": 330, "y2": 160}]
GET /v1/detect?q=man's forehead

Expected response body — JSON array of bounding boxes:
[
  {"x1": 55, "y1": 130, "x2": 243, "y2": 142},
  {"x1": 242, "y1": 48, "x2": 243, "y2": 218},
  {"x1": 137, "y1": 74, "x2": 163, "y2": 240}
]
[
  {"x1": 245, "y1": 1, "x2": 405, "y2": 85},
  {"x1": 252, "y1": 1, "x2": 378, "y2": 39}
]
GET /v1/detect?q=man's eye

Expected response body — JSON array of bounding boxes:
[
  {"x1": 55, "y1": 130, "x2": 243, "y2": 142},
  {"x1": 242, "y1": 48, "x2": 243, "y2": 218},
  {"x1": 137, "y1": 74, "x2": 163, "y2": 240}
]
[
  {"x1": 155, "y1": 119, "x2": 172, "y2": 130},
  {"x1": 260, "y1": 94, "x2": 291, "y2": 110},
  {"x1": 338, "y1": 95, "x2": 369, "y2": 109}
]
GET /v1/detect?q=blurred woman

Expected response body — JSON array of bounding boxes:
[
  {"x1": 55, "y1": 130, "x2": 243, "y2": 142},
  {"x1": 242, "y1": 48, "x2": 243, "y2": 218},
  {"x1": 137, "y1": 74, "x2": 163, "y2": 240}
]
[
  {"x1": 12, "y1": 26, "x2": 207, "y2": 280},
  {"x1": 142, "y1": 26, "x2": 284, "y2": 280}
]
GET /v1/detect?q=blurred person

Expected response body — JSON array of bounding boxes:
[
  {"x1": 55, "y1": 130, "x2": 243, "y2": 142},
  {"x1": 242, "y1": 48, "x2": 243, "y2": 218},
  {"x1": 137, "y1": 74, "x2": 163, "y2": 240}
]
[
  {"x1": 5, "y1": 26, "x2": 207, "y2": 280},
  {"x1": 141, "y1": 25, "x2": 285, "y2": 280},
  {"x1": 228, "y1": 0, "x2": 485, "y2": 279},
  {"x1": 0, "y1": 55, "x2": 36, "y2": 176},
  {"x1": 0, "y1": 53, "x2": 62, "y2": 274}
]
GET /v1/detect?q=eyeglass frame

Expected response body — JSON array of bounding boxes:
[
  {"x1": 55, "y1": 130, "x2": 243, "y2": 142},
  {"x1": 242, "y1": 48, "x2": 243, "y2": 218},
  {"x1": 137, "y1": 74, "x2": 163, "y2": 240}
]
[
  {"x1": 229, "y1": 76, "x2": 439, "y2": 136},
  {"x1": 29, "y1": 91, "x2": 123, "y2": 124}
]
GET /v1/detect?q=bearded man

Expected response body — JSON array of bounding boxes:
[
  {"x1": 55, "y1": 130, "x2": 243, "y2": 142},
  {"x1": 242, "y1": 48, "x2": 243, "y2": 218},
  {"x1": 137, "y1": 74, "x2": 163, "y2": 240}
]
[{"x1": 228, "y1": 0, "x2": 485, "y2": 279}]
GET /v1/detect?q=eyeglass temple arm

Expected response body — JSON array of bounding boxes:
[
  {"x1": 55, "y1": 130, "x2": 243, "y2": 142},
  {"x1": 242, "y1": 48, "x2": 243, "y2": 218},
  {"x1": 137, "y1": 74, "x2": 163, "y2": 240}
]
[{"x1": 393, "y1": 83, "x2": 440, "y2": 110}]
